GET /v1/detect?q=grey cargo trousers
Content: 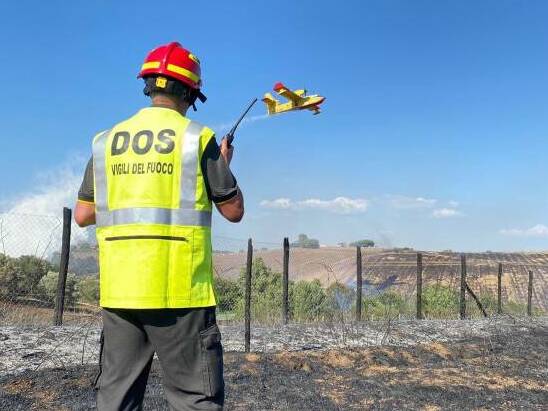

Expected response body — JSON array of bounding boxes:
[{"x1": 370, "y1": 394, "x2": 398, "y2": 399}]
[{"x1": 95, "y1": 307, "x2": 224, "y2": 411}]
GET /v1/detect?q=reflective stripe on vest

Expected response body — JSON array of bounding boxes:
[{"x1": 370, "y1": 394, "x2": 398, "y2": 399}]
[
  {"x1": 96, "y1": 208, "x2": 211, "y2": 227},
  {"x1": 93, "y1": 121, "x2": 211, "y2": 227}
]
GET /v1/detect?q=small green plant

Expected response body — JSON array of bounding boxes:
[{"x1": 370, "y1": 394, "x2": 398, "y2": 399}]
[
  {"x1": 291, "y1": 279, "x2": 328, "y2": 322},
  {"x1": 422, "y1": 284, "x2": 459, "y2": 319},
  {"x1": 362, "y1": 291, "x2": 411, "y2": 320},
  {"x1": 213, "y1": 275, "x2": 242, "y2": 313},
  {"x1": 234, "y1": 258, "x2": 284, "y2": 322}
]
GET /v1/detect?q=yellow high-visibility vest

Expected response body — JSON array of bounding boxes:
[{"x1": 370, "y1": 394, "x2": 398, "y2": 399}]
[{"x1": 92, "y1": 107, "x2": 216, "y2": 308}]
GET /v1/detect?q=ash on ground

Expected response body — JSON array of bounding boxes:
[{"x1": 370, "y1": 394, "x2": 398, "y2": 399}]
[{"x1": 1, "y1": 316, "x2": 546, "y2": 410}]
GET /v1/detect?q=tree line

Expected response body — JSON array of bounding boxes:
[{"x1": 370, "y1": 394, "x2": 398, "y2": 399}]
[{"x1": 0, "y1": 253, "x2": 99, "y2": 307}]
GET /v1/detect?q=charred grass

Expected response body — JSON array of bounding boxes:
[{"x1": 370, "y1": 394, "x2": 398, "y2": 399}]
[{"x1": 1, "y1": 321, "x2": 546, "y2": 410}]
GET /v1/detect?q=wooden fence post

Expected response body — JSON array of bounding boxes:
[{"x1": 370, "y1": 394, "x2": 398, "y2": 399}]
[
  {"x1": 460, "y1": 254, "x2": 467, "y2": 320},
  {"x1": 356, "y1": 246, "x2": 362, "y2": 322},
  {"x1": 244, "y1": 238, "x2": 253, "y2": 352},
  {"x1": 465, "y1": 282, "x2": 488, "y2": 318},
  {"x1": 497, "y1": 263, "x2": 503, "y2": 314},
  {"x1": 53, "y1": 207, "x2": 72, "y2": 326},
  {"x1": 416, "y1": 253, "x2": 423, "y2": 320},
  {"x1": 282, "y1": 237, "x2": 289, "y2": 325},
  {"x1": 527, "y1": 270, "x2": 533, "y2": 316}
]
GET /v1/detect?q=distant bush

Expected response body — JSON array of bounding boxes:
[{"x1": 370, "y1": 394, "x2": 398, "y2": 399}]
[
  {"x1": 77, "y1": 275, "x2": 100, "y2": 305},
  {"x1": 349, "y1": 240, "x2": 375, "y2": 248},
  {"x1": 38, "y1": 271, "x2": 79, "y2": 307},
  {"x1": 291, "y1": 234, "x2": 320, "y2": 249},
  {"x1": 51, "y1": 243, "x2": 99, "y2": 276}
]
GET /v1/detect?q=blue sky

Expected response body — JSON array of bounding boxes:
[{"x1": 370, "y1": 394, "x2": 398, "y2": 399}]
[{"x1": 1, "y1": 1, "x2": 548, "y2": 251}]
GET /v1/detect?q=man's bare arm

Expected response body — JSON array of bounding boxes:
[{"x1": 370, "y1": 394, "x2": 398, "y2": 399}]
[
  {"x1": 74, "y1": 201, "x2": 96, "y2": 227},
  {"x1": 216, "y1": 137, "x2": 244, "y2": 222},
  {"x1": 215, "y1": 188, "x2": 244, "y2": 222}
]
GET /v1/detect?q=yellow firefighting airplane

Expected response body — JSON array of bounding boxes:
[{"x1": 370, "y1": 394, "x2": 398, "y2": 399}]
[{"x1": 262, "y1": 82, "x2": 325, "y2": 115}]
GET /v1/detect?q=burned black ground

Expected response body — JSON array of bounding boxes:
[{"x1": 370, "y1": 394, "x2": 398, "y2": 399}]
[{"x1": 1, "y1": 318, "x2": 546, "y2": 410}]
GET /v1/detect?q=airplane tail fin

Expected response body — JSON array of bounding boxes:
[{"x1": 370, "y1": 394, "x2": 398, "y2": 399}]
[{"x1": 262, "y1": 93, "x2": 277, "y2": 115}]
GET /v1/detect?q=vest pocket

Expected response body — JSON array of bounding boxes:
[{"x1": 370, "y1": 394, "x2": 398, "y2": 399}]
[
  {"x1": 105, "y1": 235, "x2": 188, "y2": 241},
  {"x1": 99, "y1": 227, "x2": 194, "y2": 307}
]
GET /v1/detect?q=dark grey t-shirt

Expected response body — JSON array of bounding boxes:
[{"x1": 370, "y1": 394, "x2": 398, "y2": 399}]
[{"x1": 78, "y1": 138, "x2": 238, "y2": 204}]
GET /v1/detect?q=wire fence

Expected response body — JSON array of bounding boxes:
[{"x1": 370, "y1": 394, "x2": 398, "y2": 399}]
[
  {"x1": 0, "y1": 211, "x2": 546, "y2": 327},
  {"x1": 0, "y1": 210, "x2": 546, "y2": 376}
]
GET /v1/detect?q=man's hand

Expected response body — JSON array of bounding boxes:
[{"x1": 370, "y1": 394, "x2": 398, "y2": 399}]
[{"x1": 220, "y1": 136, "x2": 234, "y2": 166}]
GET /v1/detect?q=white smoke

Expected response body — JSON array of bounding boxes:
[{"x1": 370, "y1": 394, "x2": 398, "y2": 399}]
[
  {"x1": 0, "y1": 155, "x2": 90, "y2": 258},
  {"x1": 213, "y1": 114, "x2": 270, "y2": 134}
]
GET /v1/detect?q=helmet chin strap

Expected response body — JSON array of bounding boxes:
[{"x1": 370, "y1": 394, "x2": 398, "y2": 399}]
[
  {"x1": 143, "y1": 76, "x2": 205, "y2": 111},
  {"x1": 188, "y1": 89, "x2": 201, "y2": 111}
]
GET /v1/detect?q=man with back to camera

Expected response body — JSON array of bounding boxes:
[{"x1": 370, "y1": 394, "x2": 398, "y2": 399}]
[{"x1": 74, "y1": 41, "x2": 244, "y2": 410}]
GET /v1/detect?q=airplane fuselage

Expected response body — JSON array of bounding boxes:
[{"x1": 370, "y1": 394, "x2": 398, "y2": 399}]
[{"x1": 274, "y1": 95, "x2": 325, "y2": 113}]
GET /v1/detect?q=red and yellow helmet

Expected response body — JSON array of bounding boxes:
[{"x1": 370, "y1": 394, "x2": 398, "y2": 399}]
[{"x1": 138, "y1": 42, "x2": 205, "y2": 99}]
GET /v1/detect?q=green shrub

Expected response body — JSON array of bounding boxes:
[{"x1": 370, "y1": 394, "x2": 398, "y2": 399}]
[
  {"x1": 37, "y1": 271, "x2": 79, "y2": 306},
  {"x1": 0, "y1": 254, "x2": 53, "y2": 296},
  {"x1": 422, "y1": 284, "x2": 459, "y2": 318},
  {"x1": 503, "y1": 300, "x2": 543, "y2": 316},
  {"x1": 77, "y1": 275, "x2": 100, "y2": 305},
  {"x1": 291, "y1": 234, "x2": 320, "y2": 249},
  {"x1": 362, "y1": 291, "x2": 411, "y2": 320},
  {"x1": 291, "y1": 279, "x2": 328, "y2": 322},
  {"x1": 235, "y1": 258, "x2": 283, "y2": 322},
  {"x1": 213, "y1": 276, "x2": 242, "y2": 313}
]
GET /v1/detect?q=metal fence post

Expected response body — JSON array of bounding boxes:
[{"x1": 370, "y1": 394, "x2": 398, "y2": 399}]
[
  {"x1": 497, "y1": 263, "x2": 503, "y2": 314},
  {"x1": 53, "y1": 207, "x2": 72, "y2": 326},
  {"x1": 356, "y1": 246, "x2": 362, "y2": 322},
  {"x1": 244, "y1": 238, "x2": 253, "y2": 352},
  {"x1": 416, "y1": 252, "x2": 423, "y2": 320},
  {"x1": 282, "y1": 237, "x2": 289, "y2": 324},
  {"x1": 460, "y1": 254, "x2": 466, "y2": 320},
  {"x1": 527, "y1": 270, "x2": 533, "y2": 316}
]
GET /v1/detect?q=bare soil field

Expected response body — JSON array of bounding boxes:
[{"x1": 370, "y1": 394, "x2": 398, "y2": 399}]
[
  {"x1": 213, "y1": 248, "x2": 548, "y2": 312},
  {"x1": 1, "y1": 317, "x2": 546, "y2": 410},
  {"x1": 68, "y1": 246, "x2": 548, "y2": 312}
]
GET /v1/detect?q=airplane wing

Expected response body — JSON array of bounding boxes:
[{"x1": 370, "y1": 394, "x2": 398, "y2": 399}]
[{"x1": 273, "y1": 82, "x2": 306, "y2": 104}]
